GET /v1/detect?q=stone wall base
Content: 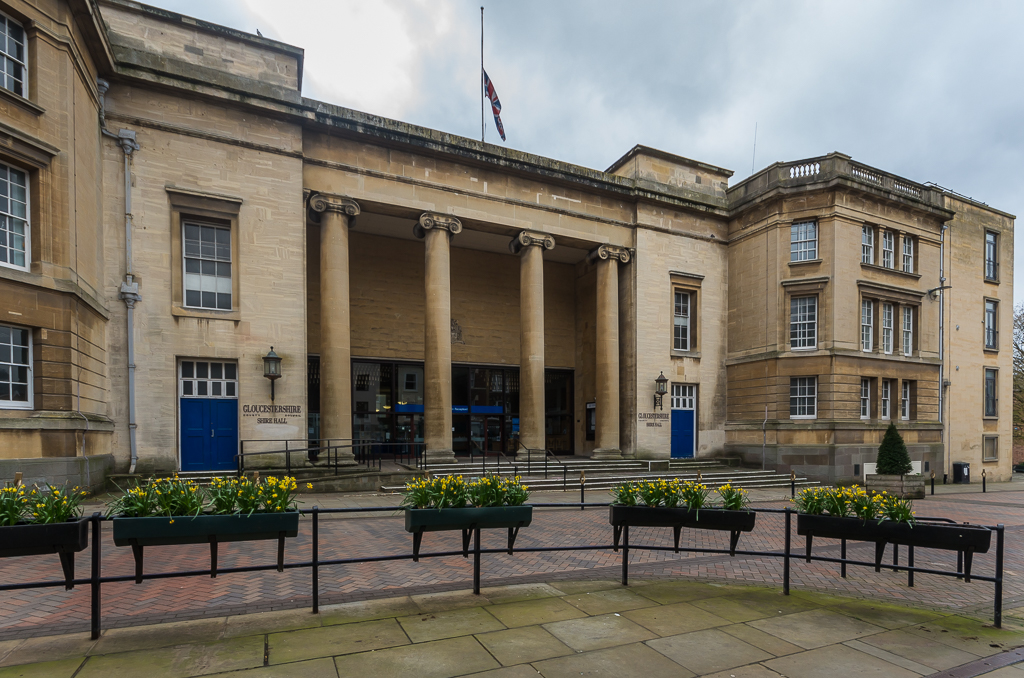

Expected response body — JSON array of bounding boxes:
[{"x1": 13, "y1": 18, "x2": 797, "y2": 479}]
[
  {"x1": 866, "y1": 473, "x2": 926, "y2": 499},
  {"x1": 725, "y1": 443, "x2": 944, "y2": 485},
  {"x1": 0, "y1": 454, "x2": 113, "y2": 494}
]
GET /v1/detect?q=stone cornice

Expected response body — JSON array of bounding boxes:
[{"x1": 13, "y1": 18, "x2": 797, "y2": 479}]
[
  {"x1": 509, "y1": 230, "x2": 555, "y2": 254},
  {"x1": 587, "y1": 244, "x2": 631, "y2": 264},
  {"x1": 415, "y1": 212, "x2": 462, "y2": 238},
  {"x1": 307, "y1": 192, "x2": 360, "y2": 224}
]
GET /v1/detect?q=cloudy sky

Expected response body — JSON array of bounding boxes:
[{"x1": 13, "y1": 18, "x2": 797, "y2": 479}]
[{"x1": 155, "y1": 0, "x2": 1021, "y2": 302}]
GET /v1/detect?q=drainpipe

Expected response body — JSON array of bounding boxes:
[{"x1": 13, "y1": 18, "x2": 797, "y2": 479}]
[
  {"x1": 97, "y1": 79, "x2": 142, "y2": 473},
  {"x1": 939, "y1": 222, "x2": 948, "y2": 480}
]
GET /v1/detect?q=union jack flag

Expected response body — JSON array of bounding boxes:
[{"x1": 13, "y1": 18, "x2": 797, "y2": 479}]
[{"x1": 483, "y1": 69, "x2": 505, "y2": 141}]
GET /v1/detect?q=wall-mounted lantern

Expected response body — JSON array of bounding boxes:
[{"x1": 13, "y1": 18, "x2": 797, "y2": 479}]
[
  {"x1": 262, "y1": 347, "x2": 282, "y2": 402},
  {"x1": 653, "y1": 371, "x2": 669, "y2": 410}
]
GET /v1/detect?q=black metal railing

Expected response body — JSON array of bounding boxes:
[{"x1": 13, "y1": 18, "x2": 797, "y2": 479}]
[
  {"x1": 237, "y1": 439, "x2": 424, "y2": 476},
  {"x1": 0, "y1": 504, "x2": 1005, "y2": 642}
]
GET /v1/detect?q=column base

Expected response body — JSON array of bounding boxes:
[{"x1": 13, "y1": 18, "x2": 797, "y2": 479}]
[
  {"x1": 590, "y1": 448, "x2": 622, "y2": 460},
  {"x1": 423, "y1": 448, "x2": 456, "y2": 465}
]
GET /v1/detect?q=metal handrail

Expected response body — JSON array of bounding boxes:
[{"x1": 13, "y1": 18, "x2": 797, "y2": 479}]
[
  {"x1": 513, "y1": 439, "x2": 564, "y2": 479},
  {"x1": 236, "y1": 440, "x2": 425, "y2": 477}
]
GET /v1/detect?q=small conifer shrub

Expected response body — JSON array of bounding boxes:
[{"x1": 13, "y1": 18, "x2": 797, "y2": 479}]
[{"x1": 876, "y1": 423, "x2": 913, "y2": 475}]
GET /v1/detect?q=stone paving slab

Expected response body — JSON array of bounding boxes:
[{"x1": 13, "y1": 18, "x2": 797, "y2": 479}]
[{"x1": 1, "y1": 578, "x2": 1023, "y2": 677}]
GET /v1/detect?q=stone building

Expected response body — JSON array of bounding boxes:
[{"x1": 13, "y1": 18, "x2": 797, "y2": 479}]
[{"x1": 0, "y1": 0, "x2": 1013, "y2": 488}]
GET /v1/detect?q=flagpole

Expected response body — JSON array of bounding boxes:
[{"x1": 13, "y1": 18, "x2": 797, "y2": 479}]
[{"x1": 480, "y1": 6, "x2": 485, "y2": 143}]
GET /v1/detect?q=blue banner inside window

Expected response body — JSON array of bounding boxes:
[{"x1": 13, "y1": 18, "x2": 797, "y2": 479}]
[
  {"x1": 395, "y1": 404, "x2": 424, "y2": 413},
  {"x1": 472, "y1": 406, "x2": 504, "y2": 414}
]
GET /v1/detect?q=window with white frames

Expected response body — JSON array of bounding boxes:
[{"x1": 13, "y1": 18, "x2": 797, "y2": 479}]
[
  {"x1": 881, "y1": 231, "x2": 894, "y2": 268},
  {"x1": 0, "y1": 162, "x2": 28, "y2": 271},
  {"x1": 790, "y1": 377, "x2": 816, "y2": 418},
  {"x1": 902, "y1": 236, "x2": 914, "y2": 273},
  {"x1": 673, "y1": 290, "x2": 690, "y2": 351},
  {"x1": 0, "y1": 13, "x2": 26, "y2": 97},
  {"x1": 860, "y1": 378, "x2": 870, "y2": 419},
  {"x1": 790, "y1": 221, "x2": 817, "y2": 262},
  {"x1": 901, "y1": 381, "x2": 911, "y2": 420},
  {"x1": 985, "y1": 300, "x2": 998, "y2": 350},
  {"x1": 985, "y1": 231, "x2": 998, "y2": 281},
  {"x1": 880, "y1": 380, "x2": 891, "y2": 419},
  {"x1": 861, "y1": 225, "x2": 874, "y2": 264},
  {"x1": 902, "y1": 306, "x2": 913, "y2": 356},
  {"x1": 183, "y1": 222, "x2": 232, "y2": 310},
  {"x1": 180, "y1": 360, "x2": 237, "y2": 398},
  {"x1": 789, "y1": 296, "x2": 817, "y2": 349},
  {"x1": 861, "y1": 299, "x2": 873, "y2": 351},
  {"x1": 0, "y1": 323, "x2": 31, "y2": 408},
  {"x1": 671, "y1": 384, "x2": 695, "y2": 409},
  {"x1": 881, "y1": 303, "x2": 893, "y2": 354}
]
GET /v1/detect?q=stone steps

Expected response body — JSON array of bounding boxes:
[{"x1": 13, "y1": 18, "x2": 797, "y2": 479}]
[{"x1": 381, "y1": 464, "x2": 817, "y2": 493}]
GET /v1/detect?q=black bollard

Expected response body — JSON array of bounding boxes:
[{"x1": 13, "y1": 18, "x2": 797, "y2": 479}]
[{"x1": 931, "y1": 470, "x2": 935, "y2": 496}]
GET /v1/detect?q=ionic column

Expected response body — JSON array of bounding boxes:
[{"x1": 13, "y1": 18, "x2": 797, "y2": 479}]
[
  {"x1": 589, "y1": 245, "x2": 631, "y2": 459},
  {"x1": 415, "y1": 213, "x2": 462, "y2": 464},
  {"x1": 511, "y1": 231, "x2": 555, "y2": 460},
  {"x1": 309, "y1": 193, "x2": 360, "y2": 465}
]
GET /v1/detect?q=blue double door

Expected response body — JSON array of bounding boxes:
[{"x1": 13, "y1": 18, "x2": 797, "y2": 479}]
[
  {"x1": 181, "y1": 399, "x2": 239, "y2": 471},
  {"x1": 670, "y1": 384, "x2": 696, "y2": 459}
]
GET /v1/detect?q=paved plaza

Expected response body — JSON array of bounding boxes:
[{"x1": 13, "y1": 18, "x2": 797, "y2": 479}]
[{"x1": 0, "y1": 484, "x2": 1023, "y2": 676}]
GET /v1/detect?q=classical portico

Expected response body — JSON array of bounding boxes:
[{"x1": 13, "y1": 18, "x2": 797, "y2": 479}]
[
  {"x1": 589, "y1": 244, "x2": 631, "y2": 460},
  {"x1": 309, "y1": 192, "x2": 360, "y2": 465},
  {"x1": 414, "y1": 212, "x2": 463, "y2": 464},
  {"x1": 510, "y1": 230, "x2": 556, "y2": 460}
]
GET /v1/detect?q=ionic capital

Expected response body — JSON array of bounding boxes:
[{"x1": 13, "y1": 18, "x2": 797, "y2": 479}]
[
  {"x1": 308, "y1": 192, "x2": 360, "y2": 223},
  {"x1": 414, "y1": 212, "x2": 462, "y2": 239},
  {"x1": 587, "y1": 244, "x2": 632, "y2": 264},
  {"x1": 509, "y1": 230, "x2": 555, "y2": 255}
]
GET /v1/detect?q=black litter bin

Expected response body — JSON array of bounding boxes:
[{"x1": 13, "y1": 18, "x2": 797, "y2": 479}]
[{"x1": 953, "y1": 462, "x2": 971, "y2": 484}]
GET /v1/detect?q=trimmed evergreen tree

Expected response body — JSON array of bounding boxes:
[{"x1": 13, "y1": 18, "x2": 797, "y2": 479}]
[{"x1": 876, "y1": 423, "x2": 913, "y2": 475}]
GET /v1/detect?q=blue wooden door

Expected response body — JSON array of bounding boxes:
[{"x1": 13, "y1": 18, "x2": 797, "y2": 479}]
[
  {"x1": 670, "y1": 384, "x2": 696, "y2": 459},
  {"x1": 180, "y1": 360, "x2": 239, "y2": 471},
  {"x1": 180, "y1": 399, "x2": 238, "y2": 471}
]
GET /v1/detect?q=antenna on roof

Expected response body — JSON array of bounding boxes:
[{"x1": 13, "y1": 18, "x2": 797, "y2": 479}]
[{"x1": 751, "y1": 122, "x2": 757, "y2": 175}]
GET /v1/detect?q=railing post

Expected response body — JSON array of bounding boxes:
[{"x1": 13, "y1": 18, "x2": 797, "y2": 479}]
[
  {"x1": 238, "y1": 440, "x2": 244, "y2": 478},
  {"x1": 931, "y1": 471, "x2": 935, "y2": 496},
  {"x1": 286, "y1": 441, "x2": 291, "y2": 476},
  {"x1": 90, "y1": 512, "x2": 102, "y2": 640},
  {"x1": 892, "y1": 543, "x2": 899, "y2": 573},
  {"x1": 908, "y1": 545, "x2": 914, "y2": 587},
  {"x1": 783, "y1": 508, "x2": 791, "y2": 595},
  {"x1": 983, "y1": 470, "x2": 987, "y2": 493},
  {"x1": 580, "y1": 471, "x2": 585, "y2": 510},
  {"x1": 790, "y1": 470, "x2": 796, "y2": 498},
  {"x1": 621, "y1": 525, "x2": 629, "y2": 586},
  {"x1": 311, "y1": 507, "x2": 319, "y2": 613},
  {"x1": 995, "y1": 524, "x2": 1004, "y2": 628},
  {"x1": 840, "y1": 539, "x2": 847, "y2": 578},
  {"x1": 563, "y1": 466, "x2": 567, "y2": 492},
  {"x1": 473, "y1": 527, "x2": 481, "y2": 595}
]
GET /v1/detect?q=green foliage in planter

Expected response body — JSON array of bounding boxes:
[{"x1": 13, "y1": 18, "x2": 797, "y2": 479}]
[
  {"x1": 876, "y1": 423, "x2": 913, "y2": 475},
  {"x1": 611, "y1": 479, "x2": 745, "y2": 511},
  {"x1": 401, "y1": 475, "x2": 531, "y2": 510},
  {"x1": 2, "y1": 484, "x2": 87, "y2": 525},
  {"x1": 107, "y1": 475, "x2": 305, "y2": 518},
  {"x1": 793, "y1": 485, "x2": 914, "y2": 526},
  {"x1": 0, "y1": 485, "x2": 30, "y2": 526}
]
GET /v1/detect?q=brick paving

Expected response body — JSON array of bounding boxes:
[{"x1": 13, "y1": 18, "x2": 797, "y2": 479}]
[{"x1": 0, "y1": 488, "x2": 1021, "y2": 641}]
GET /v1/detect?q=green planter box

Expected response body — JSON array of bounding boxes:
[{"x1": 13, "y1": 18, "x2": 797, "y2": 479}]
[
  {"x1": 608, "y1": 505, "x2": 757, "y2": 556},
  {"x1": 404, "y1": 506, "x2": 533, "y2": 560},
  {"x1": 797, "y1": 513, "x2": 992, "y2": 579},
  {"x1": 111, "y1": 512, "x2": 300, "y2": 582},
  {"x1": 0, "y1": 518, "x2": 89, "y2": 589},
  {"x1": 112, "y1": 512, "x2": 299, "y2": 547}
]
